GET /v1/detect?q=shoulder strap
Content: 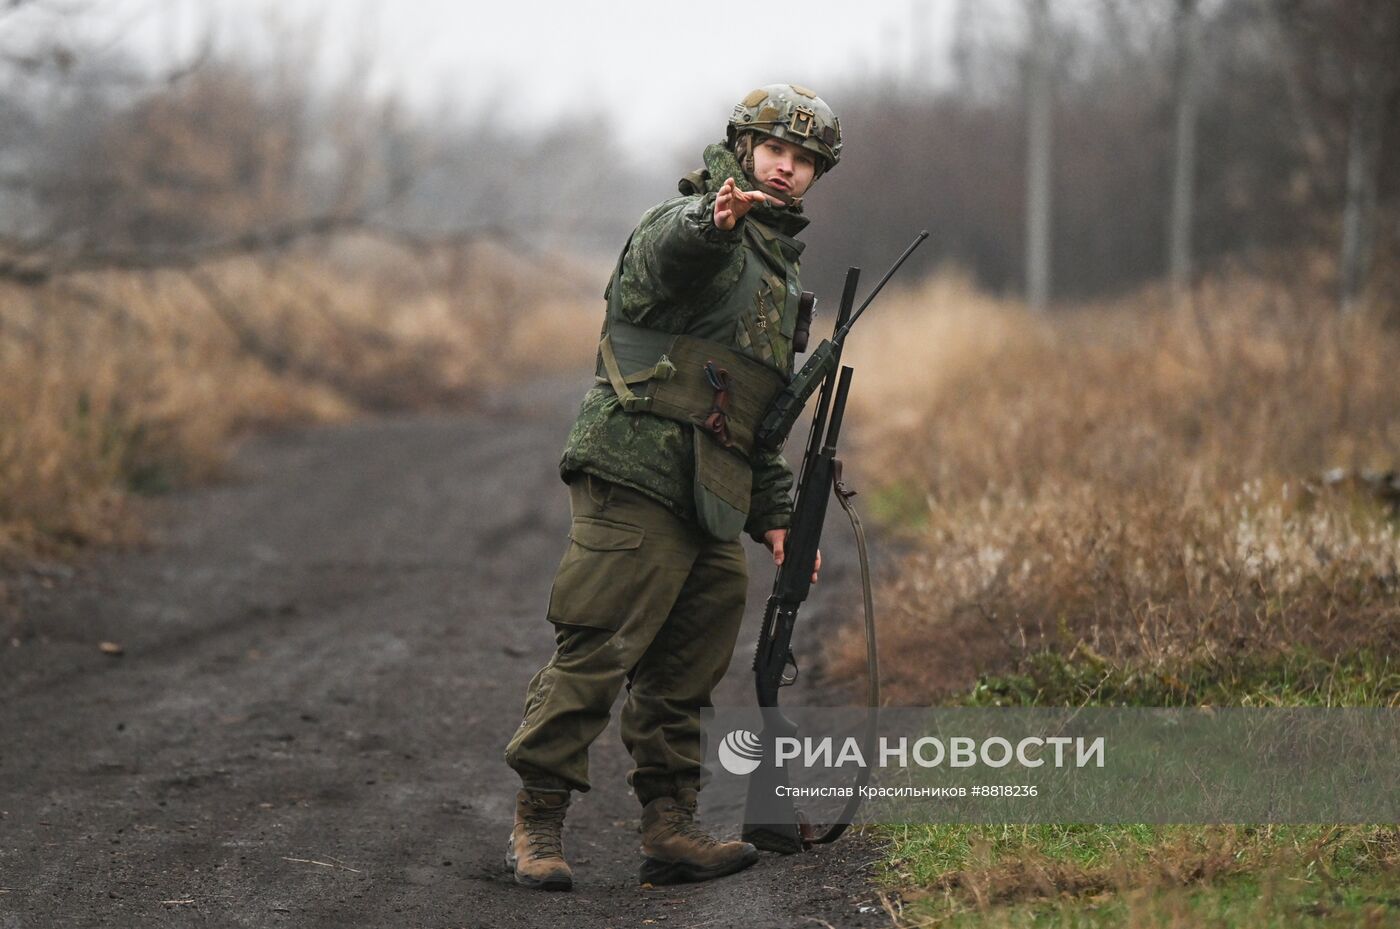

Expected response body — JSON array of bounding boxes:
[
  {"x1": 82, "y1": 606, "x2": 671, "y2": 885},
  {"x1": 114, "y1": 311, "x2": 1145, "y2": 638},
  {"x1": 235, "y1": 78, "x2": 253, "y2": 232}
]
[
  {"x1": 597, "y1": 333, "x2": 676, "y2": 413},
  {"x1": 678, "y1": 167, "x2": 709, "y2": 195},
  {"x1": 602, "y1": 229, "x2": 637, "y2": 304}
]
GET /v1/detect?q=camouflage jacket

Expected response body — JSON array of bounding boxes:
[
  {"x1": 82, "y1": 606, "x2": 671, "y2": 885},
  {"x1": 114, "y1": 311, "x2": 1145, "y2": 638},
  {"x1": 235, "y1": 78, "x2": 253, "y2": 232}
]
[{"x1": 560, "y1": 142, "x2": 809, "y2": 542}]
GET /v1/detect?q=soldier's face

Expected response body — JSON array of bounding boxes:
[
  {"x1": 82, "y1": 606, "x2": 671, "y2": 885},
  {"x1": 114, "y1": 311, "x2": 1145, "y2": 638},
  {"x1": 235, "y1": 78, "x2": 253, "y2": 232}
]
[{"x1": 752, "y1": 135, "x2": 818, "y2": 198}]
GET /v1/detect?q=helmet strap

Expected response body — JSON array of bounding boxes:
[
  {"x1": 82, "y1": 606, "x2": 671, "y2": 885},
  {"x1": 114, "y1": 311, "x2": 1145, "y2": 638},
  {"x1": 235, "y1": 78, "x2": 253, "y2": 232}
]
[{"x1": 735, "y1": 133, "x2": 756, "y2": 176}]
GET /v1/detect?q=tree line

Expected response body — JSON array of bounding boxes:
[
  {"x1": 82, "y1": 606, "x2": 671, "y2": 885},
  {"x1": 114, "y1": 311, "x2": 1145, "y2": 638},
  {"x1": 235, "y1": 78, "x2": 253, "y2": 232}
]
[
  {"x1": 803, "y1": 0, "x2": 1398, "y2": 311},
  {"x1": 1, "y1": 0, "x2": 1394, "y2": 313}
]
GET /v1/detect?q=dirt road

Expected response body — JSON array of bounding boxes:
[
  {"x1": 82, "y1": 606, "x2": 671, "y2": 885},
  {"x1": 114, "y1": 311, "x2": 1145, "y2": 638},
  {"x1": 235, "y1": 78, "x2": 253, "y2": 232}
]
[{"x1": 0, "y1": 376, "x2": 892, "y2": 929}]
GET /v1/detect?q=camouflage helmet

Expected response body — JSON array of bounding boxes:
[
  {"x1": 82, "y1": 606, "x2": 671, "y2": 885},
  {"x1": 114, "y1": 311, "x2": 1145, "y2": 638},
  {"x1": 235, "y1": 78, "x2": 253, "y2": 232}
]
[{"x1": 727, "y1": 84, "x2": 842, "y2": 172}]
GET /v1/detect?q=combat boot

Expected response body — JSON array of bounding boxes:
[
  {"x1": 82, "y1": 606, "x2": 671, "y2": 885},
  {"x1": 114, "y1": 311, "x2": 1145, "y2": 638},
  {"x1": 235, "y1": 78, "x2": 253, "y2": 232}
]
[
  {"x1": 638, "y1": 788, "x2": 758, "y2": 885},
  {"x1": 505, "y1": 787, "x2": 573, "y2": 890}
]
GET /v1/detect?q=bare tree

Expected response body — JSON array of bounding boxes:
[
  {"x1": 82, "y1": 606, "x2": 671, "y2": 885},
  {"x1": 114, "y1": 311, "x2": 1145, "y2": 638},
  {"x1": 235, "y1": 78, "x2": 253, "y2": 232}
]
[
  {"x1": 1271, "y1": 0, "x2": 1400, "y2": 313},
  {"x1": 1339, "y1": 67, "x2": 1384, "y2": 313},
  {"x1": 0, "y1": 7, "x2": 421, "y2": 286}
]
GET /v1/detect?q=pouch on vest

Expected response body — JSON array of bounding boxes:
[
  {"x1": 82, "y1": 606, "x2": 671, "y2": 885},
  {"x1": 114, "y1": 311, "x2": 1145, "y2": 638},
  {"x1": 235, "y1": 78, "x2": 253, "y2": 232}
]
[
  {"x1": 692, "y1": 428, "x2": 752, "y2": 541},
  {"x1": 598, "y1": 325, "x2": 785, "y2": 541}
]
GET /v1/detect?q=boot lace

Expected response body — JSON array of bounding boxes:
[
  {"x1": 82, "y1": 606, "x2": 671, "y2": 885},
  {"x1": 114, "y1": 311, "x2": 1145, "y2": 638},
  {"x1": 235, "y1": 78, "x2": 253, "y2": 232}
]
[
  {"x1": 523, "y1": 804, "x2": 566, "y2": 860},
  {"x1": 663, "y1": 804, "x2": 720, "y2": 848}
]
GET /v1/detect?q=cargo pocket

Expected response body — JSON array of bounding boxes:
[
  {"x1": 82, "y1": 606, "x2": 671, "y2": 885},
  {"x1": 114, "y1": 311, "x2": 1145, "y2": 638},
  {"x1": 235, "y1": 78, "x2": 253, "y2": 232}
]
[{"x1": 546, "y1": 516, "x2": 646, "y2": 630}]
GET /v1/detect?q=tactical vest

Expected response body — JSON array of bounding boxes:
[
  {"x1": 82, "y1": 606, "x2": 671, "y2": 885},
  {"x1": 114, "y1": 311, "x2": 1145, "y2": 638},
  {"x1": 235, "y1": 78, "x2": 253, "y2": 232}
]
[{"x1": 596, "y1": 212, "x2": 803, "y2": 541}]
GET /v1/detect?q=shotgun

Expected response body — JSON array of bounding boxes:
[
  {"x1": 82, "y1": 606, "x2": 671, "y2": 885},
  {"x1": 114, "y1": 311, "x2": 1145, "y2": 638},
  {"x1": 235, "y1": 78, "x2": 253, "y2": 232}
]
[{"x1": 742, "y1": 232, "x2": 929, "y2": 853}]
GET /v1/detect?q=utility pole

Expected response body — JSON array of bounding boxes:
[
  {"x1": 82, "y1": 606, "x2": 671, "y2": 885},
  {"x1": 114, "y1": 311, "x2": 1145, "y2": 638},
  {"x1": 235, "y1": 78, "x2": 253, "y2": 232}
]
[
  {"x1": 1167, "y1": 0, "x2": 1201, "y2": 308},
  {"x1": 1025, "y1": 0, "x2": 1053, "y2": 313},
  {"x1": 910, "y1": 0, "x2": 934, "y2": 92}
]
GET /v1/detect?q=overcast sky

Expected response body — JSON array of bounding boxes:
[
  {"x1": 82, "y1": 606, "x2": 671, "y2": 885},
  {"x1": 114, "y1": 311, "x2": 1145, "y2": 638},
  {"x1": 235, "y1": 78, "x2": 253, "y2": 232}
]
[{"x1": 17, "y1": 0, "x2": 965, "y2": 145}]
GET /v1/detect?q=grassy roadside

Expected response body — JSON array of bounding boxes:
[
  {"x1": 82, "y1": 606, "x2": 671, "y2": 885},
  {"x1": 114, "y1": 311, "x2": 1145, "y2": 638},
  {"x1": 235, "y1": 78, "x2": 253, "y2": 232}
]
[
  {"x1": 872, "y1": 651, "x2": 1399, "y2": 928},
  {"x1": 881, "y1": 820, "x2": 1398, "y2": 927},
  {"x1": 826, "y1": 266, "x2": 1399, "y2": 927},
  {"x1": 833, "y1": 267, "x2": 1399, "y2": 701},
  {"x1": 0, "y1": 235, "x2": 601, "y2": 565}
]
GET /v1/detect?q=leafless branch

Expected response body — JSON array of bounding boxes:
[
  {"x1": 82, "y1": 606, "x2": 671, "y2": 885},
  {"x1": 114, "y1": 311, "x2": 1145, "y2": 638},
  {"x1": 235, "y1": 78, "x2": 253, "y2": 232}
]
[
  {"x1": 183, "y1": 265, "x2": 290, "y2": 377},
  {"x1": 0, "y1": 213, "x2": 368, "y2": 284},
  {"x1": 0, "y1": 209, "x2": 593, "y2": 295}
]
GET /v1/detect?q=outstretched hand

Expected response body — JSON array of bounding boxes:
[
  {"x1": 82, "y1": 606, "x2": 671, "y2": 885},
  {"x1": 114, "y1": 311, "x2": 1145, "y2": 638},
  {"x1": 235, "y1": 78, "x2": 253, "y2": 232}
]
[
  {"x1": 764, "y1": 528, "x2": 821, "y2": 584},
  {"x1": 713, "y1": 176, "x2": 777, "y2": 231}
]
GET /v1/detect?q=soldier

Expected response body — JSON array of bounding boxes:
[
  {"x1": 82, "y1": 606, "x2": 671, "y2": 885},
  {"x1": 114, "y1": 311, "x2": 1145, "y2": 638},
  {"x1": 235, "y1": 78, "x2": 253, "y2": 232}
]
[{"x1": 503, "y1": 84, "x2": 841, "y2": 890}]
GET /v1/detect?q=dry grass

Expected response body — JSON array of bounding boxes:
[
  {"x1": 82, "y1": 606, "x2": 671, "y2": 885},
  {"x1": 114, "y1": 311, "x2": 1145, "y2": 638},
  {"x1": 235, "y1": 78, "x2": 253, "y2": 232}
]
[
  {"x1": 0, "y1": 234, "x2": 601, "y2": 563},
  {"x1": 834, "y1": 265, "x2": 1400, "y2": 702},
  {"x1": 882, "y1": 823, "x2": 1400, "y2": 927}
]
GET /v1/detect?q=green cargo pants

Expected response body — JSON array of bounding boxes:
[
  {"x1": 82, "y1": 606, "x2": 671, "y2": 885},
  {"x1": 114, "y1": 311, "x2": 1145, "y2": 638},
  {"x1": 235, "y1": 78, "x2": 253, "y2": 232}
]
[{"x1": 504, "y1": 474, "x2": 748, "y2": 806}]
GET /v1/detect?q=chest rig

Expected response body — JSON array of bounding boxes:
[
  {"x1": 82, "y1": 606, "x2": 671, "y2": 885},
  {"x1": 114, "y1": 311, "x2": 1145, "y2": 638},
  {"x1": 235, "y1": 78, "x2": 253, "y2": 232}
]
[{"x1": 596, "y1": 208, "x2": 804, "y2": 541}]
